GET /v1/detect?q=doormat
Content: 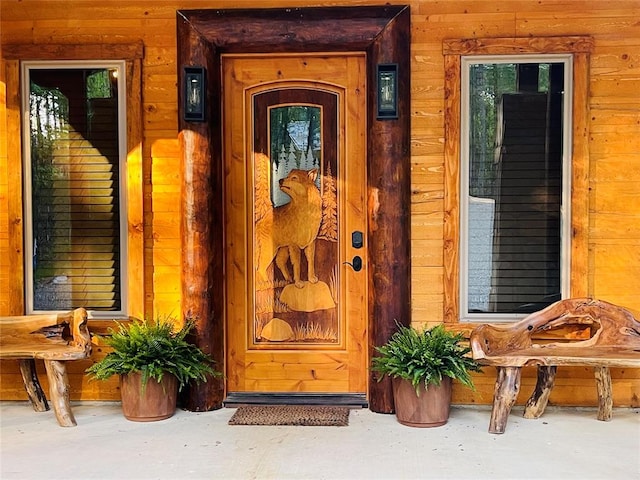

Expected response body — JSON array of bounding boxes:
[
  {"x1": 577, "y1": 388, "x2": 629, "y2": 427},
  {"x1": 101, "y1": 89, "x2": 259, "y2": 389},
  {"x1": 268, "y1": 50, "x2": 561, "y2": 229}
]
[{"x1": 228, "y1": 405, "x2": 349, "y2": 426}]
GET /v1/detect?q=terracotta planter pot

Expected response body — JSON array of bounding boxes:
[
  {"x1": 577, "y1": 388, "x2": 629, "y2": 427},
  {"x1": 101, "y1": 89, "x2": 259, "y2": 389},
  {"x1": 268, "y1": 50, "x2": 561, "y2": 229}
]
[
  {"x1": 392, "y1": 376, "x2": 452, "y2": 427},
  {"x1": 119, "y1": 372, "x2": 178, "y2": 422}
]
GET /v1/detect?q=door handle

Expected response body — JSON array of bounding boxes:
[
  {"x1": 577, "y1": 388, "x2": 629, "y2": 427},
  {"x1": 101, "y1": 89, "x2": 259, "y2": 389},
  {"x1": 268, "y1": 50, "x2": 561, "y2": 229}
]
[{"x1": 344, "y1": 256, "x2": 363, "y2": 272}]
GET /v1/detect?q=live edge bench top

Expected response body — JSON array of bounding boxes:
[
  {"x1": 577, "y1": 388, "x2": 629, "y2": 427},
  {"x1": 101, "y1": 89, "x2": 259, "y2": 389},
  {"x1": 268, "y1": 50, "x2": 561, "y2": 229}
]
[
  {"x1": 0, "y1": 308, "x2": 91, "y2": 426},
  {"x1": 471, "y1": 298, "x2": 640, "y2": 367},
  {"x1": 470, "y1": 298, "x2": 640, "y2": 434},
  {"x1": 0, "y1": 309, "x2": 91, "y2": 360}
]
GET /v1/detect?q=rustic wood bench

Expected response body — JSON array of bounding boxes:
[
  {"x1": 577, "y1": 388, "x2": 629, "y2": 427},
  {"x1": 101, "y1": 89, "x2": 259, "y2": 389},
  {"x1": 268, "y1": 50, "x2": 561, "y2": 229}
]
[
  {"x1": 0, "y1": 308, "x2": 91, "y2": 426},
  {"x1": 470, "y1": 298, "x2": 640, "y2": 434}
]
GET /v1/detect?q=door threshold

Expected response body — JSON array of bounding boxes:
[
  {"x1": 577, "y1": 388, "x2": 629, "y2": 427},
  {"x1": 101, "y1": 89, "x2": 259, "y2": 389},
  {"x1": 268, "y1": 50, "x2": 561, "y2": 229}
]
[{"x1": 224, "y1": 393, "x2": 368, "y2": 408}]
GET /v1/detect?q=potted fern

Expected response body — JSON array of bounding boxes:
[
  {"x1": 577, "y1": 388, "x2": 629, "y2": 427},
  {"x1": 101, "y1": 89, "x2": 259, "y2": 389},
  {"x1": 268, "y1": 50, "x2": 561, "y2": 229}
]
[
  {"x1": 371, "y1": 323, "x2": 481, "y2": 427},
  {"x1": 87, "y1": 316, "x2": 220, "y2": 422}
]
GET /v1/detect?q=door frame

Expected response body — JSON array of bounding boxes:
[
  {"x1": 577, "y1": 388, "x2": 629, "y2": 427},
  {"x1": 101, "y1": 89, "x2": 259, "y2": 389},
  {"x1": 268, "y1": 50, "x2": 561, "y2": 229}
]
[{"x1": 177, "y1": 6, "x2": 411, "y2": 413}]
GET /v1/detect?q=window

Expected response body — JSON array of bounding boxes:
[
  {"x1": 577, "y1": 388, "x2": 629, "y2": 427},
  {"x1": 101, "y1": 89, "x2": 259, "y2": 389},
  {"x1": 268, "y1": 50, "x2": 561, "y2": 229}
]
[
  {"x1": 442, "y1": 36, "x2": 593, "y2": 324},
  {"x1": 22, "y1": 61, "x2": 127, "y2": 315},
  {"x1": 460, "y1": 56, "x2": 572, "y2": 321}
]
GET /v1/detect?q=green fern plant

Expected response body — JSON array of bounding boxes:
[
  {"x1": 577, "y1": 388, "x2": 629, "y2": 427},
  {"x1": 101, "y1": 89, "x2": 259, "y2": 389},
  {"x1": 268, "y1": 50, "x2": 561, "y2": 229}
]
[
  {"x1": 86, "y1": 316, "x2": 221, "y2": 391},
  {"x1": 371, "y1": 323, "x2": 482, "y2": 395}
]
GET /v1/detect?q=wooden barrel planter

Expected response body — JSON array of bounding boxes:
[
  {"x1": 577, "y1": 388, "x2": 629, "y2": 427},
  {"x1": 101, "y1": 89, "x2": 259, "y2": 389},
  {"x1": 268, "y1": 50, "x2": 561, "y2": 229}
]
[{"x1": 119, "y1": 372, "x2": 178, "y2": 422}]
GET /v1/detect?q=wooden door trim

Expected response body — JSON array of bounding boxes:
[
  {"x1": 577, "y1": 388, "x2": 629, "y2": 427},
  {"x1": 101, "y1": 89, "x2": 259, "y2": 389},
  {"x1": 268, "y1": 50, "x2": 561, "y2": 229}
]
[{"x1": 177, "y1": 6, "x2": 411, "y2": 413}]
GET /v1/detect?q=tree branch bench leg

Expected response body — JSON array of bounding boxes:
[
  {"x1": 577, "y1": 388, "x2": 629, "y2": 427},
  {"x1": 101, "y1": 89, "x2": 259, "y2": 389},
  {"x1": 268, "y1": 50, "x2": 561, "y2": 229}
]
[
  {"x1": 594, "y1": 366, "x2": 613, "y2": 421},
  {"x1": 523, "y1": 365, "x2": 557, "y2": 419},
  {"x1": 18, "y1": 359, "x2": 49, "y2": 412},
  {"x1": 43, "y1": 359, "x2": 76, "y2": 427},
  {"x1": 489, "y1": 366, "x2": 522, "y2": 434}
]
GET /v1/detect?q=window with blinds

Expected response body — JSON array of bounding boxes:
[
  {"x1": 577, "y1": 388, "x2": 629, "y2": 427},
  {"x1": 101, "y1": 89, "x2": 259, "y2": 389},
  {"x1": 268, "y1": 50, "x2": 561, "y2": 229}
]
[
  {"x1": 23, "y1": 63, "x2": 126, "y2": 314},
  {"x1": 460, "y1": 56, "x2": 572, "y2": 321}
]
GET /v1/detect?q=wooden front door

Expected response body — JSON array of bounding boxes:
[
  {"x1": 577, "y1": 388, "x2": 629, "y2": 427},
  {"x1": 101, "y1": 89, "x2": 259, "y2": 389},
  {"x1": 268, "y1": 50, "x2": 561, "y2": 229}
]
[{"x1": 223, "y1": 54, "x2": 367, "y2": 399}]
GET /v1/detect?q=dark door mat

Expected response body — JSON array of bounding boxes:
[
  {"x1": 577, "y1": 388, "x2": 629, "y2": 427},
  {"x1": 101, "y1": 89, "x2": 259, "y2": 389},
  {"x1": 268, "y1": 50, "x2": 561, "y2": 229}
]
[{"x1": 228, "y1": 405, "x2": 350, "y2": 426}]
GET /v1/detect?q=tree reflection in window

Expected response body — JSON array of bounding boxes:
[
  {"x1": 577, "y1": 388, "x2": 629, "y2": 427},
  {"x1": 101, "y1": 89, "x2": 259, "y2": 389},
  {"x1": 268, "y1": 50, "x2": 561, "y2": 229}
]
[{"x1": 269, "y1": 105, "x2": 321, "y2": 206}]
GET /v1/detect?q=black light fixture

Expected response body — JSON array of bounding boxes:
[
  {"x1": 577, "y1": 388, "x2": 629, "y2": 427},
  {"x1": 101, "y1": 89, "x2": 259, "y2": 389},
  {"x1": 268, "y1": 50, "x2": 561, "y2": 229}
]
[
  {"x1": 376, "y1": 63, "x2": 398, "y2": 120},
  {"x1": 183, "y1": 66, "x2": 206, "y2": 122}
]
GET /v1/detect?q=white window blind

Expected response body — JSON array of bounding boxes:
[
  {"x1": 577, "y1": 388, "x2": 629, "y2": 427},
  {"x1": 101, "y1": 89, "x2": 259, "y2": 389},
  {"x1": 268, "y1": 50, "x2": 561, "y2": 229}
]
[
  {"x1": 23, "y1": 62, "x2": 127, "y2": 315},
  {"x1": 461, "y1": 56, "x2": 572, "y2": 321}
]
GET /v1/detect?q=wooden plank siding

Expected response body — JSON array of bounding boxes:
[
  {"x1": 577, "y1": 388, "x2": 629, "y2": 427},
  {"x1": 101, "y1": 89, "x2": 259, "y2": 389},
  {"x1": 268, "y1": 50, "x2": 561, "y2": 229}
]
[{"x1": 1, "y1": 0, "x2": 639, "y2": 407}]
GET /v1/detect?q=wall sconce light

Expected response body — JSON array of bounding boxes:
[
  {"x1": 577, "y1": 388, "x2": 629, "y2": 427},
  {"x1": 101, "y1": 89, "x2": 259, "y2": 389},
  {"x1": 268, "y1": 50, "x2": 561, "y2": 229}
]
[
  {"x1": 377, "y1": 63, "x2": 398, "y2": 120},
  {"x1": 183, "y1": 66, "x2": 206, "y2": 122}
]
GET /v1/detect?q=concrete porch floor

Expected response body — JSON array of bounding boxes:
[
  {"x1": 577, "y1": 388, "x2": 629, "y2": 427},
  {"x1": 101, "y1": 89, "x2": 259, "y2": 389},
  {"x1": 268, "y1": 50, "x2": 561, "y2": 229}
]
[{"x1": 1, "y1": 401, "x2": 638, "y2": 479}]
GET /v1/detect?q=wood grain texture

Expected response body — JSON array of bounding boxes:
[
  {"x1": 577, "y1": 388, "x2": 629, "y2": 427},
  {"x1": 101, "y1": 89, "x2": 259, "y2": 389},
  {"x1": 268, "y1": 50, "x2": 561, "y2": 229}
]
[
  {"x1": 0, "y1": 309, "x2": 90, "y2": 426},
  {"x1": 5, "y1": 59, "x2": 23, "y2": 316},
  {"x1": 443, "y1": 35, "x2": 593, "y2": 323},
  {"x1": 19, "y1": 359, "x2": 49, "y2": 412},
  {"x1": 364, "y1": 6, "x2": 412, "y2": 414},
  {"x1": 1, "y1": 0, "x2": 639, "y2": 407},
  {"x1": 594, "y1": 366, "x2": 613, "y2": 421},
  {"x1": 0, "y1": 309, "x2": 91, "y2": 360},
  {"x1": 177, "y1": 18, "x2": 223, "y2": 412},
  {"x1": 471, "y1": 298, "x2": 640, "y2": 432},
  {"x1": 489, "y1": 366, "x2": 521, "y2": 434},
  {"x1": 223, "y1": 54, "x2": 367, "y2": 396},
  {"x1": 442, "y1": 53, "x2": 461, "y2": 324},
  {"x1": 2, "y1": 42, "x2": 143, "y2": 60},
  {"x1": 1, "y1": 44, "x2": 144, "y2": 321},
  {"x1": 570, "y1": 52, "x2": 590, "y2": 298},
  {"x1": 125, "y1": 57, "x2": 145, "y2": 319},
  {"x1": 443, "y1": 36, "x2": 594, "y2": 55},
  {"x1": 178, "y1": 5, "x2": 410, "y2": 413},
  {"x1": 471, "y1": 298, "x2": 640, "y2": 367},
  {"x1": 44, "y1": 359, "x2": 76, "y2": 426},
  {"x1": 523, "y1": 365, "x2": 557, "y2": 419}
]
